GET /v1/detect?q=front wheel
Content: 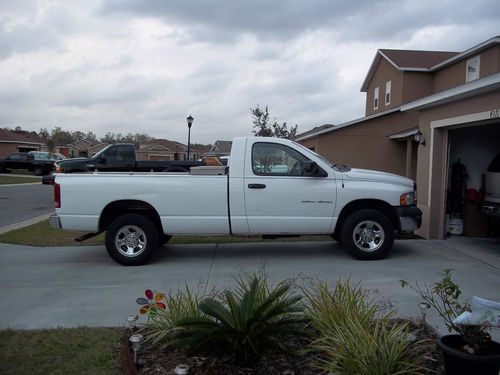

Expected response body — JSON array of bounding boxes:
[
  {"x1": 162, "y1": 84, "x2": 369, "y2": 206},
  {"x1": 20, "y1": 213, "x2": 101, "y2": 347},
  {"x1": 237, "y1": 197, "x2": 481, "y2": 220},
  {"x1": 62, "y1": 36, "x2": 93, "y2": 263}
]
[
  {"x1": 340, "y1": 209, "x2": 394, "y2": 260},
  {"x1": 105, "y1": 214, "x2": 159, "y2": 266}
]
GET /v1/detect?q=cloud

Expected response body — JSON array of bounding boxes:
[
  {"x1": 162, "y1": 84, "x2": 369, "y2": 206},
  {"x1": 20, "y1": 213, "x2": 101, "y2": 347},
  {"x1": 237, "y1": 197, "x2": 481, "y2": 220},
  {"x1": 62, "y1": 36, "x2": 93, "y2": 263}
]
[{"x1": 0, "y1": 1, "x2": 498, "y2": 144}]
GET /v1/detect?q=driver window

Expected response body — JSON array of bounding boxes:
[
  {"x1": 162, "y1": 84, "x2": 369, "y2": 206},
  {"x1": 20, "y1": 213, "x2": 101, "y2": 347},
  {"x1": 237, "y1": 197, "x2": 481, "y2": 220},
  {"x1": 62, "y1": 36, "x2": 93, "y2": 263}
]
[{"x1": 252, "y1": 143, "x2": 310, "y2": 176}]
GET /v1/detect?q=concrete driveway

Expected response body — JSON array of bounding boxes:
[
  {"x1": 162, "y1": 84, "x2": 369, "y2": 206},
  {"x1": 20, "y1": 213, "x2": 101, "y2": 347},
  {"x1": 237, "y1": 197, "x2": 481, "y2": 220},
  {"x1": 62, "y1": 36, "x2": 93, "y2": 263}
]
[{"x1": 0, "y1": 237, "x2": 499, "y2": 338}]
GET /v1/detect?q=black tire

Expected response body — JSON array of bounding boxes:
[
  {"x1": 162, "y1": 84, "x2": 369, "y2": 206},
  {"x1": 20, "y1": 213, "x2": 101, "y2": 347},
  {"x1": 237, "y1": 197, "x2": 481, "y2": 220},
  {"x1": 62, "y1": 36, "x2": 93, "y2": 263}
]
[
  {"x1": 33, "y1": 166, "x2": 43, "y2": 176},
  {"x1": 340, "y1": 209, "x2": 394, "y2": 260},
  {"x1": 105, "y1": 214, "x2": 159, "y2": 266},
  {"x1": 160, "y1": 234, "x2": 172, "y2": 245}
]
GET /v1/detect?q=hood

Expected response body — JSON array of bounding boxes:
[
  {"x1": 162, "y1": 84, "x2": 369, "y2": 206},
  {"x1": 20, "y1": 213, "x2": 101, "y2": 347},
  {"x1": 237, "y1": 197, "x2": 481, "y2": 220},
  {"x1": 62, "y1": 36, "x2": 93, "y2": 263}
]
[
  {"x1": 56, "y1": 157, "x2": 91, "y2": 166},
  {"x1": 343, "y1": 168, "x2": 414, "y2": 188}
]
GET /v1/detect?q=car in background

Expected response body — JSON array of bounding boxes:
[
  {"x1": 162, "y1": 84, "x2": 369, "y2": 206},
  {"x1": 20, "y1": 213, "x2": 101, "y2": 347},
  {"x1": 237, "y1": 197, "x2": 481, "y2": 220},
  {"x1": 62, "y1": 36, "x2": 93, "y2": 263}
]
[
  {"x1": 0, "y1": 153, "x2": 54, "y2": 176},
  {"x1": 28, "y1": 151, "x2": 67, "y2": 161}
]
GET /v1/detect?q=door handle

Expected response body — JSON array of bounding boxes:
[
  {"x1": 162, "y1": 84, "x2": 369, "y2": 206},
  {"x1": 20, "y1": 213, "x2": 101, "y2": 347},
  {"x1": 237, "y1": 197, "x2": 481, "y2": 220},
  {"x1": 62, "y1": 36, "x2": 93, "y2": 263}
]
[{"x1": 248, "y1": 183, "x2": 266, "y2": 189}]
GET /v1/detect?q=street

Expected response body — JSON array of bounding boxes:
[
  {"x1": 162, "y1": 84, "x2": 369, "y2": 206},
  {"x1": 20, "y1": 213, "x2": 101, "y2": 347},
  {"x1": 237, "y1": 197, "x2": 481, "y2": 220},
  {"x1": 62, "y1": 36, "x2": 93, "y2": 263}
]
[
  {"x1": 0, "y1": 237, "x2": 498, "y2": 340},
  {"x1": 0, "y1": 181, "x2": 53, "y2": 229}
]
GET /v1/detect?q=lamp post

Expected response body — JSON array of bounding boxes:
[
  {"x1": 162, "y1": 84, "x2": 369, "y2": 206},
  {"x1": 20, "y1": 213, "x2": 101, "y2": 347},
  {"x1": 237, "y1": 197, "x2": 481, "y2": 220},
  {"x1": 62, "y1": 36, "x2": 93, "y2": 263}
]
[{"x1": 186, "y1": 115, "x2": 194, "y2": 161}]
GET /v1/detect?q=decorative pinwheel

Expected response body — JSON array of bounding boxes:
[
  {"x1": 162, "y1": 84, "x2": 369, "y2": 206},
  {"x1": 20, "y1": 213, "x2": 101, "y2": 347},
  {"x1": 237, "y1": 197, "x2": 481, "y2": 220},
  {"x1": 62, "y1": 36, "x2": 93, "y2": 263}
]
[{"x1": 136, "y1": 289, "x2": 166, "y2": 316}]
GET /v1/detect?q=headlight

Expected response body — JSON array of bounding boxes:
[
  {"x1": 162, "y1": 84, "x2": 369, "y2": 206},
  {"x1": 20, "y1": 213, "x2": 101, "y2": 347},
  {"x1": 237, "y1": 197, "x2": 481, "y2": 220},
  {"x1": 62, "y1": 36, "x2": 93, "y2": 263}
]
[{"x1": 400, "y1": 192, "x2": 416, "y2": 206}]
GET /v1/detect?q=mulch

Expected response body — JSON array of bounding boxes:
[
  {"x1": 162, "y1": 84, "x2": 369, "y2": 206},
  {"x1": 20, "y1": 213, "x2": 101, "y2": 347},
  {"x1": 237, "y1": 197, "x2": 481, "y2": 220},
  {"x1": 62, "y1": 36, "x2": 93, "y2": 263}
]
[{"x1": 121, "y1": 318, "x2": 443, "y2": 375}]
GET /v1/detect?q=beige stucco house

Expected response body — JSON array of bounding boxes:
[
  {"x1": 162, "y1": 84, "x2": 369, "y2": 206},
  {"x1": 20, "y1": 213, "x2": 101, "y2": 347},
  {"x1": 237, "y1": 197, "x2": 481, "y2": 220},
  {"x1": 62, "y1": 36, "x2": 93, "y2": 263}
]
[{"x1": 297, "y1": 36, "x2": 500, "y2": 240}]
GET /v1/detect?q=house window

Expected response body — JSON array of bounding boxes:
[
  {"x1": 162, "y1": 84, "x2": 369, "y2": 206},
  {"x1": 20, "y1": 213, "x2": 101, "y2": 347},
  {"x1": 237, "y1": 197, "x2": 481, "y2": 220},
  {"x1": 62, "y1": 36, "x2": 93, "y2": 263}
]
[
  {"x1": 385, "y1": 81, "x2": 391, "y2": 105},
  {"x1": 373, "y1": 87, "x2": 379, "y2": 110},
  {"x1": 466, "y1": 56, "x2": 480, "y2": 82}
]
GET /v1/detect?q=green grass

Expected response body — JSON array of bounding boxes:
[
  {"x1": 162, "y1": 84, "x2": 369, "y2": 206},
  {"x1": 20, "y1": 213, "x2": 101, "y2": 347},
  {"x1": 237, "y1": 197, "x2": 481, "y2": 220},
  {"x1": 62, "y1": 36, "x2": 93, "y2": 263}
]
[
  {"x1": 0, "y1": 176, "x2": 42, "y2": 185},
  {"x1": 0, "y1": 219, "x2": 331, "y2": 247},
  {"x1": 0, "y1": 327, "x2": 123, "y2": 375}
]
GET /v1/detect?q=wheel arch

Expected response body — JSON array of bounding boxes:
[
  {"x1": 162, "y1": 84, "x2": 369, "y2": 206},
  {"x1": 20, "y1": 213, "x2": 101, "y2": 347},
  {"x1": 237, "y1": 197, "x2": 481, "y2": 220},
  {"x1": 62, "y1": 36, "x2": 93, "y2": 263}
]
[
  {"x1": 99, "y1": 200, "x2": 163, "y2": 234},
  {"x1": 333, "y1": 199, "x2": 399, "y2": 239}
]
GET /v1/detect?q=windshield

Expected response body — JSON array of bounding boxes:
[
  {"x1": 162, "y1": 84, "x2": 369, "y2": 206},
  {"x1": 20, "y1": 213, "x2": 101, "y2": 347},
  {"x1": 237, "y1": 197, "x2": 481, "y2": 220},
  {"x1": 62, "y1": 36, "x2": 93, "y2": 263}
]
[
  {"x1": 292, "y1": 141, "x2": 334, "y2": 168},
  {"x1": 92, "y1": 144, "x2": 113, "y2": 159}
]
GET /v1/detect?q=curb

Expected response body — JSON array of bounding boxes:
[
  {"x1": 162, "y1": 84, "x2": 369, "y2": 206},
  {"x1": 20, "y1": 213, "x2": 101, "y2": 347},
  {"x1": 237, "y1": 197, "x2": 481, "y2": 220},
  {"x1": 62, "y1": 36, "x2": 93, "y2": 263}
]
[{"x1": 0, "y1": 213, "x2": 51, "y2": 235}]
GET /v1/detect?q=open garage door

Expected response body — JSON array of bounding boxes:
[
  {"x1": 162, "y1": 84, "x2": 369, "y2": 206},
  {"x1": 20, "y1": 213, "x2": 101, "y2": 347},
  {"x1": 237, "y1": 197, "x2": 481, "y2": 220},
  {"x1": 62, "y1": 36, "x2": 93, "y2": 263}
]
[{"x1": 446, "y1": 122, "x2": 500, "y2": 237}]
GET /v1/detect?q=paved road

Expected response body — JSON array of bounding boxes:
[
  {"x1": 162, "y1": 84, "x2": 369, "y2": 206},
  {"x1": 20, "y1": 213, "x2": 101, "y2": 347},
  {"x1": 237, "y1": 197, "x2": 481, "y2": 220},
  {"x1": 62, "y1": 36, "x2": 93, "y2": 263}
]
[
  {"x1": 0, "y1": 182, "x2": 53, "y2": 229},
  {"x1": 0, "y1": 237, "x2": 499, "y2": 339}
]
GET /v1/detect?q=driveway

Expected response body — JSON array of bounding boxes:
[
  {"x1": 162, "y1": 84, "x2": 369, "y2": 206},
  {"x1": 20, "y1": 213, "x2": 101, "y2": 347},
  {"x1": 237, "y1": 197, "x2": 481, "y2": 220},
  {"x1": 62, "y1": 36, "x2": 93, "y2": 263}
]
[
  {"x1": 0, "y1": 181, "x2": 53, "y2": 232},
  {"x1": 0, "y1": 237, "x2": 498, "y2": 338}
]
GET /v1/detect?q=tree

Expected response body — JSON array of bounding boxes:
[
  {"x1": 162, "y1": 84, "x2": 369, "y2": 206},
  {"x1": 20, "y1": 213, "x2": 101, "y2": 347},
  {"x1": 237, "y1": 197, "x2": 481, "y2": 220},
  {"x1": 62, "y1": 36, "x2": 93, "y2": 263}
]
[{"x1": 250, "y1": 105, "x2": 298, "y2": 139}]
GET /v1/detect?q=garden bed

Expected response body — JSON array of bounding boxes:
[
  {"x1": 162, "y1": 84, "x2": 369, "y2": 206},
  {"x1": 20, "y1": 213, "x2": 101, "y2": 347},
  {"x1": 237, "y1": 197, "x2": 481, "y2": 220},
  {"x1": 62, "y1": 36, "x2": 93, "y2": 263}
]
[{"x1": 122, "y1": 319, "x2": 443, "y2": 375}]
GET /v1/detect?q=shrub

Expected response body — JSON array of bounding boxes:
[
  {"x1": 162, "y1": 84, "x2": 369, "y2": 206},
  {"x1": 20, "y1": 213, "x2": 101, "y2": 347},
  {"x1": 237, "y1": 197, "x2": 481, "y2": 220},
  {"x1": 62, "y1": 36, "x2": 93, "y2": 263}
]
[
  {"x1": 303, "y1": 279, "x2": 429, "y2": 375},
  {"x1": 143, "y1": 283, "x2": 206, "y2": 347},
  {"x1": 171, "y1": 273, "x2": 306, "y2": 365},
  {"x1": 401, "y1": 269, "x2": 492, "y2": 353}
]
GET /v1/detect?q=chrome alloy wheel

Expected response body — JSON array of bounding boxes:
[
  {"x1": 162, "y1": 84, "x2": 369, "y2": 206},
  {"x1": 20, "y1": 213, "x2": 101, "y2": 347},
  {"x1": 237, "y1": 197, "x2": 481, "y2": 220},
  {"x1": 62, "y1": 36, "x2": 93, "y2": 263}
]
[
  {"x1": 115, "y1": 225, "x2": 147, "y2": 257},
  {"x1": 352, "y1": 220, "x2": 385, "y2": 252}
]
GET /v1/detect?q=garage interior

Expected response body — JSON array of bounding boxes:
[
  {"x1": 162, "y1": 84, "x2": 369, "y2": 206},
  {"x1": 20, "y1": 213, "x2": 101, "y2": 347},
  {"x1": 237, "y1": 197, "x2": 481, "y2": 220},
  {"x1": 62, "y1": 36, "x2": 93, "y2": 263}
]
[{"x1": 446, "y1": 121, "x2": 500, "y2": 238}]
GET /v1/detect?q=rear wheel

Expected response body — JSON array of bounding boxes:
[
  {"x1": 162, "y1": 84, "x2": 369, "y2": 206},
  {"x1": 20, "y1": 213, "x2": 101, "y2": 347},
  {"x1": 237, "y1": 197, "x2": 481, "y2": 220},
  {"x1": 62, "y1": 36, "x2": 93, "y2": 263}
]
[
  {"x1": 105, "y1": 214, "x2": 159, "y2": 266},
  {"x1": 340, "y1": 209, "x2": 394, "y2": 260}
]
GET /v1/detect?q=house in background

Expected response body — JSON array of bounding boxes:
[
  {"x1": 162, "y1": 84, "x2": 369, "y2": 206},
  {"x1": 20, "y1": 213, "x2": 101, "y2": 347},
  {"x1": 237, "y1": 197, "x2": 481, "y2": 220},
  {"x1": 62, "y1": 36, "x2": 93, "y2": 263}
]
[
  {"x1": 137, "y1": 139, "x2": 205, "y2": 161},
  {"x1": 0, "y1": 127, "x2": 44, "y2": 157},
  {"x1": 209, "y1": 140, "x2": 232, "y2": 156},
  {"x1": 297, "y1": 35, "x2": 500, "y2": 239}
]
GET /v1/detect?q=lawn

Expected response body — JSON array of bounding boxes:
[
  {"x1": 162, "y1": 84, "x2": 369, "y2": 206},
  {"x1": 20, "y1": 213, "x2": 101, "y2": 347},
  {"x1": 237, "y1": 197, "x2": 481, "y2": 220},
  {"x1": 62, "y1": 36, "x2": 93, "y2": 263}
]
[
  {"x1": 0, "y1": 327, "x2": 123, "y2": 375},
  {"x1": 0, "y1": 219, "x2": 331, "y2": 247},
  {"x1": 0, "y1": 176, "x2": 42, "y2": 185}
]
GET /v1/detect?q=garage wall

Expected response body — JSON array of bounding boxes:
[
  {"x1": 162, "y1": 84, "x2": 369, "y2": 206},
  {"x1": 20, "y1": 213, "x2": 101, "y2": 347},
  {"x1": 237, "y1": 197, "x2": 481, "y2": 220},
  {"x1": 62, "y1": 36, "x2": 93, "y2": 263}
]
[{"x1": 448, "y1": 123, "x2": 500, "y2": 191}]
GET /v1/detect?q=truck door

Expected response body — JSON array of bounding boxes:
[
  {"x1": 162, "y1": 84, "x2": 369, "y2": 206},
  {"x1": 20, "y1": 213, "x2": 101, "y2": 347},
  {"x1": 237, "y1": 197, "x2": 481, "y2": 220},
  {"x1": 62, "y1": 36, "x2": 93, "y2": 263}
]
[
  {"x1": 95, "y1": 145, "x2": 135, "y2": 171},
  {"x1": 244, "y1": 142, "x2": 336, "y2": 234}
]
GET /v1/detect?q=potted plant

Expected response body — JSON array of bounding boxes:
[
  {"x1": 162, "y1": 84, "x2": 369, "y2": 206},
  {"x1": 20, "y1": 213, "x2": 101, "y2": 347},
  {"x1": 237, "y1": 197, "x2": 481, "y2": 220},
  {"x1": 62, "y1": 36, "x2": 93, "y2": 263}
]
[{"x1": 401, "y1": 269, "x2": 500, "y2": 375}]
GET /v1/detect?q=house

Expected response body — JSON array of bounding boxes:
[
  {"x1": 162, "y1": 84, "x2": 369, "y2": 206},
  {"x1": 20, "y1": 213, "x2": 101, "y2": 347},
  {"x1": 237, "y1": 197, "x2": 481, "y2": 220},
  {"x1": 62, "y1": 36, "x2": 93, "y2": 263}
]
[
  {"x1": 209, "y1": 140, "x2": 232, "y2": 156},
  {"x1": 297, "y1": 36, "x2": 500, "y2": 240},
  {"x1": 136, "y1": 138, "x2": 206, "y2": 161},
  {"x1": 0, "y1": 127, "x2": 45, "y2": 158}
]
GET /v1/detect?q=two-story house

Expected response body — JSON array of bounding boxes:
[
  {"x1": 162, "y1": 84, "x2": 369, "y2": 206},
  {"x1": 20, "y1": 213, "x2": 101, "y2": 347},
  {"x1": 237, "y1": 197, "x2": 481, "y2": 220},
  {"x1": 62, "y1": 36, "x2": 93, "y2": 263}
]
[{"x1": 297, "y1": 36, "x2": 500, "y2": 240}]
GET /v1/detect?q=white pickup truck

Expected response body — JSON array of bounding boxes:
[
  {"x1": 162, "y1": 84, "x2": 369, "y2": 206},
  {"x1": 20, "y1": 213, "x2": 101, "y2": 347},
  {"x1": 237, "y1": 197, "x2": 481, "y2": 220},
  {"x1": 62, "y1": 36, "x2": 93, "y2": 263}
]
[{"x1": 50, "y1": 137, "x2": 421, "y2": 265}]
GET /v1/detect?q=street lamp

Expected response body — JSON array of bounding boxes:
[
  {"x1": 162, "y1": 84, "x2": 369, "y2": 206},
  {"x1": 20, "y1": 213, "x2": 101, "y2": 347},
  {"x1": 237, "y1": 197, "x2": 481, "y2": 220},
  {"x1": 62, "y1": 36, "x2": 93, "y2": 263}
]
[{"x1": 186, "y1": 115, "x2": 194, "y2": 160}]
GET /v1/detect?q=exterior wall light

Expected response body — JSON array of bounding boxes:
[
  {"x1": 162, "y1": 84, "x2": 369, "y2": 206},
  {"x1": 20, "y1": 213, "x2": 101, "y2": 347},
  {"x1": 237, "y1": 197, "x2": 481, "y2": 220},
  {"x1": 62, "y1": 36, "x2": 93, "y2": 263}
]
[{"x1": 414, "y1": 130, "x2": 425, "y2": 145}]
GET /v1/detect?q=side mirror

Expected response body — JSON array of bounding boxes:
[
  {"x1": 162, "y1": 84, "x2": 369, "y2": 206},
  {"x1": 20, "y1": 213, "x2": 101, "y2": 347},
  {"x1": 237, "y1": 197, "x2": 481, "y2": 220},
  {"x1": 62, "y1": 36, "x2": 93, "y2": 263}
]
[
  {"x1": 98, "y1": 156, "x2": 106, "y2": 164},
  {"x1": 302, "y1": 161, "x2": 327, "y2": 177}
]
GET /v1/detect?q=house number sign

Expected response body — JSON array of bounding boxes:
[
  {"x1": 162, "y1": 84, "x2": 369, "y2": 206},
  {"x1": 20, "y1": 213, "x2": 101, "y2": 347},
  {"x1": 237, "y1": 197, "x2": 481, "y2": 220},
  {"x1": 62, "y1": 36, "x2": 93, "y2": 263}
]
[{"x1": 490, "y1": 109, "x2": 500, "y2": 119}]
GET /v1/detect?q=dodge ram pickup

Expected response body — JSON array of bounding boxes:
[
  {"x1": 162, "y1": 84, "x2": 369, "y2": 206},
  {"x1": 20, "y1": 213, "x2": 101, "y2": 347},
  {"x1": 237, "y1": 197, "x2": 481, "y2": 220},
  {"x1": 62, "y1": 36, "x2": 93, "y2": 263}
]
[{"x1": 49, "y1": 137, "x2": 422, "y2": 266}]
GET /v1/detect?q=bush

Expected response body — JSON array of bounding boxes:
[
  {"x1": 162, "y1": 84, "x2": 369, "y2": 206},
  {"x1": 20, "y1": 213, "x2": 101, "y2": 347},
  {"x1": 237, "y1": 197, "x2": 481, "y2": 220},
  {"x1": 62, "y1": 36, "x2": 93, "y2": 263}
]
[
  {"x1": 171, "y1": 273, "x2": 306, "y2": 365},
  {"x1": 303, "y1": 279, "x2": 429, "y2": 375},
  {"x1": 143, "y1": 284, "x2": 206, "y2": 347}
]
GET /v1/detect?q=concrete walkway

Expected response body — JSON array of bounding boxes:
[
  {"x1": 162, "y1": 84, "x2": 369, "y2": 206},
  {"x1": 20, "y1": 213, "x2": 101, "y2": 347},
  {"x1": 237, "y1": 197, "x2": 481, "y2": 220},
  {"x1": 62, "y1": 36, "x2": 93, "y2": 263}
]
[{"x1": 0, "y1": 238, "x2": 499, "y2": 339}]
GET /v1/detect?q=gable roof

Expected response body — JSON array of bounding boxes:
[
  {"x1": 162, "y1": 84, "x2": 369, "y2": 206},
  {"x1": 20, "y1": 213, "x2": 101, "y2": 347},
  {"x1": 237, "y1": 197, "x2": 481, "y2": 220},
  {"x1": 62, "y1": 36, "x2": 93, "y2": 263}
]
[
  {"x1": 361, "y1": 35, "x2": 500, "y2": 92},
  {"x1": 141, "y1": 139, "x2": 188, "y2": 152},
  {"x1": 211, "y1": 140, "x2": 232, "y2": 153},
  {"x1": 361, "y1": 50, "x2": 458, "y2": 92},
  {"x1": 0, "y1": 128, "x2": 44, "y2": 145}
]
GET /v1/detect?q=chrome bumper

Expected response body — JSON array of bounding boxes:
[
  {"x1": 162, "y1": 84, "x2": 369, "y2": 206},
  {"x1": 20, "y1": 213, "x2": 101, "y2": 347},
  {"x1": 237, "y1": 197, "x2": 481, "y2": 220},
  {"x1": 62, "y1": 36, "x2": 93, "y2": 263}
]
[
  {"x1": 49, "y1": 214, "x2": 61, "y2": 229},
  {"x1": 395, "y1": 206, "x2": 422, "y2": 232}
]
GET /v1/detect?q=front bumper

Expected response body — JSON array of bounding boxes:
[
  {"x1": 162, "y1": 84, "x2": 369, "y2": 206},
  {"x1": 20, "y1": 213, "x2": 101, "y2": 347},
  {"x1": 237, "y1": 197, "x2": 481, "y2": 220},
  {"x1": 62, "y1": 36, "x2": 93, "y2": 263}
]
[
  {"x1": 395, "y1": 206, "x2": 422, "y2": 232},
  {"x1": 49, "y1": 214, "x2": 61, "y2": 229}
]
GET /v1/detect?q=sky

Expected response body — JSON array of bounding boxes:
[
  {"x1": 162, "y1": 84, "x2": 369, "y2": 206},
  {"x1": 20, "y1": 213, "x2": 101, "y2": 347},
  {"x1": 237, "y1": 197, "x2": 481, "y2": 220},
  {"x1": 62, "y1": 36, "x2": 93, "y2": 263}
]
[{"x1": 0, "y1": 1, "x2": 499, "y2": 145}]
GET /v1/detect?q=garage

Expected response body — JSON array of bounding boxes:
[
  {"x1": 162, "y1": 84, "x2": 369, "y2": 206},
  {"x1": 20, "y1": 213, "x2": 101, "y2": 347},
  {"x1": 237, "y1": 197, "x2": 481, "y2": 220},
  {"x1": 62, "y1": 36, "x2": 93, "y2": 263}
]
[{"x1": 446, "y1": 121, "x2": 500, "y2": 238}]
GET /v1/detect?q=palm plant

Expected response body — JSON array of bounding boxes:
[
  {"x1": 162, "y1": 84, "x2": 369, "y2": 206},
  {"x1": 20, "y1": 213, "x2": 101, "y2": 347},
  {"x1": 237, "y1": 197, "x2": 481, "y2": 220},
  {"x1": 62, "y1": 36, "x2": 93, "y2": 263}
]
[{"x1": 171, "y1": 274, "x2": 306, "y2": 365}]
